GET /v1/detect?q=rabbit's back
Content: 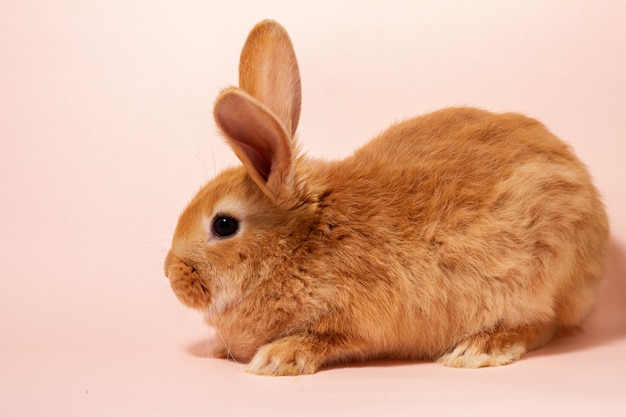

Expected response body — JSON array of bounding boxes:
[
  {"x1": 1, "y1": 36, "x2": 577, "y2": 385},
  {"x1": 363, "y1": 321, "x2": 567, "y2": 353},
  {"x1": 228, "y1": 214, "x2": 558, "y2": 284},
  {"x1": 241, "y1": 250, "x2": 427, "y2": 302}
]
[
  {"x1": 352, "y1": 107, "x2": 580, "y2": 186},
  {"x1": 314, "y1": 107, "x2": 608, "y2": 349},
  {"x1": 341, "y1": 107, "x2": 601, "y2": 230}
]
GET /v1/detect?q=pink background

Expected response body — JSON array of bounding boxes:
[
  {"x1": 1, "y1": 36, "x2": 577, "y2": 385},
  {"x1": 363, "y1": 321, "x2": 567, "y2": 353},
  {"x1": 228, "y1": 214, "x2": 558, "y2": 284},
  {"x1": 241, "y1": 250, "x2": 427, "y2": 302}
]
[{"x1": 1, "y1": 1, "x2": 625, "y2": 415}]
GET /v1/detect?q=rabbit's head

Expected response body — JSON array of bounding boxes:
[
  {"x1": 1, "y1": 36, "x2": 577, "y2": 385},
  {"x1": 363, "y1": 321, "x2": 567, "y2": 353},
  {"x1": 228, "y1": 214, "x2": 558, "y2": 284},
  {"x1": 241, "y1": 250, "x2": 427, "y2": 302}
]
[{"x1": 164, "y1": 20, "x2": 320, "y2": 313}]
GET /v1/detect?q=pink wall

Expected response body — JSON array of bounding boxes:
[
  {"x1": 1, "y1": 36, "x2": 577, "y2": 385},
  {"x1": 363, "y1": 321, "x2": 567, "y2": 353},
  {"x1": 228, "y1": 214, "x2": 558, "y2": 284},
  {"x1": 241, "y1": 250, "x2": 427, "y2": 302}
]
[{"x1": 1, "y1": 1, "x2": 625, "y2": 415}]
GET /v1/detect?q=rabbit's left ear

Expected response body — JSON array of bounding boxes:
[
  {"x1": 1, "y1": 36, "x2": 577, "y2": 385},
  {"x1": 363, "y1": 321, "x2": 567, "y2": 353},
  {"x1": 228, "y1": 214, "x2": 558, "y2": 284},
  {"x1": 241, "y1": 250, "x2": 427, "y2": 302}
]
[
  {"x1": 214, "y1": 20, "x2": 302, "y2": 207},
  {"x1": 214, "y1": 88, "x2": 296, "y2": 207}
]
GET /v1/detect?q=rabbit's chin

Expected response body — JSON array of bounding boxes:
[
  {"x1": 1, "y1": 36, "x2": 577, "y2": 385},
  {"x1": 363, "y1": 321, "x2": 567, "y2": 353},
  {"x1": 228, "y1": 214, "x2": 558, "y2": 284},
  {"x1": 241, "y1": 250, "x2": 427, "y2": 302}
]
[{"x1": 170, "y1": 283, "x2": 209, "y2": 311}]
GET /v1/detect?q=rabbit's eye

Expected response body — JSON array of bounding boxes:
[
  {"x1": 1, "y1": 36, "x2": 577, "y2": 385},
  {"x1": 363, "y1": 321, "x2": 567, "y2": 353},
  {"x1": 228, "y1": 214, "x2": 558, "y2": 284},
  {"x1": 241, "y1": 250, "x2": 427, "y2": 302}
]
[{"x1": 213, "y1": 215, "x2": 239, "y2": 238}]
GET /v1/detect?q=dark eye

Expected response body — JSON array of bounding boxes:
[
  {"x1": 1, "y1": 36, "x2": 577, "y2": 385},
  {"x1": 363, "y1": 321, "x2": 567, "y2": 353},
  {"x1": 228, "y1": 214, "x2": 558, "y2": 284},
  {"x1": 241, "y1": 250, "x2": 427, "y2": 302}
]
[{"x1": 212, "y1": 215, "x2": 239, "y2": 238}]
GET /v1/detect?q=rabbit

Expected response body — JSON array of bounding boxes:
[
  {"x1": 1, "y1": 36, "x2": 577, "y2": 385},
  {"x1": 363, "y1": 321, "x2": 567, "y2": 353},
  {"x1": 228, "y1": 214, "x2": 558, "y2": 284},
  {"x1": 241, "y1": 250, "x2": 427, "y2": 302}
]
[{"x1": 164, "y1": 19, "x2": 609, "y2": 376}]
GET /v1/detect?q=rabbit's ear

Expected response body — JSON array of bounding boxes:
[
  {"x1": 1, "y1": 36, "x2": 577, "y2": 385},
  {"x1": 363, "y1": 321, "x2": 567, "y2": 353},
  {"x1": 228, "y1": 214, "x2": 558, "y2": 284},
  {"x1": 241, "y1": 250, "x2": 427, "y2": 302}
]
[
  {"x1": 238, "y1": 20, "x2": 301, "y2": 137},
  {"x1": 214, "y1": 88, "x2": 297, "y2": 207}
]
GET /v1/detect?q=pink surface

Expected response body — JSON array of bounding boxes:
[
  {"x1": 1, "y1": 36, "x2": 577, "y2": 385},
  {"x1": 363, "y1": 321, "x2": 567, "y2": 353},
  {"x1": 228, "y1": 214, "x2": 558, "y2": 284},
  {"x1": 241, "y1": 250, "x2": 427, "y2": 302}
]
[{"x1": 1, "y1": 1, "x2": 625, "y2": 415}]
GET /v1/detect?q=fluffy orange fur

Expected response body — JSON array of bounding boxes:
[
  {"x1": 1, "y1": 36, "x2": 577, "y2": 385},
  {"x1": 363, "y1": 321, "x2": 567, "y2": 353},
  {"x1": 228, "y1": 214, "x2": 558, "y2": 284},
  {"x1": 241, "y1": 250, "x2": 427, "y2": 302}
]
[{"x1": 164, "y1": 20, "x2": 608, "y2": 376}]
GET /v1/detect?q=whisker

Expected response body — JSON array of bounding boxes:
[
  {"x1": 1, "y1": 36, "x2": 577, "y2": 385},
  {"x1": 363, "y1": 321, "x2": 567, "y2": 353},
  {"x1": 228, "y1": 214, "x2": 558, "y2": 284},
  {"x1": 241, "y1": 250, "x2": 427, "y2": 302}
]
[{"x1": 145, "y1": 240, "x2": 171, "y2": 255}]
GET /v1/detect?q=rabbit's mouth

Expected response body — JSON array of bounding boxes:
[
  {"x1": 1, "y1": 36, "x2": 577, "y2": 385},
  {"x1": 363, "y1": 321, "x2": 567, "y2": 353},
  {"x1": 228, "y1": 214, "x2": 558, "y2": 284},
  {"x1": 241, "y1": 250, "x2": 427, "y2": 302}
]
[{"x1": 164, "y1": 251, "x2": 211, "y2": 310}]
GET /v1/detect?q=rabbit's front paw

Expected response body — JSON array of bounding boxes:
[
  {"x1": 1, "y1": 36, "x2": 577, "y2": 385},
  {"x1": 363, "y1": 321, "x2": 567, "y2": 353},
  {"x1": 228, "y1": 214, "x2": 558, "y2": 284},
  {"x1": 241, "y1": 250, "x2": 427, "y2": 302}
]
[{"x1": 246, "y1": 336, "x2": 325, "y2": 376}]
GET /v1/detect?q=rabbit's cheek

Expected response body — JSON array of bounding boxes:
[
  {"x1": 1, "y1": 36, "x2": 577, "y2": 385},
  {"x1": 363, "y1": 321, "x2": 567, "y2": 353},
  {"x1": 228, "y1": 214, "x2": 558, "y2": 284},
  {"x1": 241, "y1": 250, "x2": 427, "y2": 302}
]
[{"x1": 210, "y1": 271, "x2": 246, "y2": 314}]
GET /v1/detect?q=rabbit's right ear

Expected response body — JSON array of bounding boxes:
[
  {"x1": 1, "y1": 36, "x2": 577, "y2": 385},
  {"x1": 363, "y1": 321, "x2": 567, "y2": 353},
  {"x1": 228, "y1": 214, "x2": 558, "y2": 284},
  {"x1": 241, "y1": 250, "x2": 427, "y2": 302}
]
[{"x1": 238, "y1": 19, "x2": 301, "y2": 137}]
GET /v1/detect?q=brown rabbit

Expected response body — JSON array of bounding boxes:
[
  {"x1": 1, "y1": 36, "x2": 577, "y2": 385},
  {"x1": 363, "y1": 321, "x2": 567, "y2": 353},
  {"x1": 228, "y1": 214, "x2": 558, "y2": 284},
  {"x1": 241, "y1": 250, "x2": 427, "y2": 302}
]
[{"x1": 164, "y1": 20, "x2": 609, "y2": 375}]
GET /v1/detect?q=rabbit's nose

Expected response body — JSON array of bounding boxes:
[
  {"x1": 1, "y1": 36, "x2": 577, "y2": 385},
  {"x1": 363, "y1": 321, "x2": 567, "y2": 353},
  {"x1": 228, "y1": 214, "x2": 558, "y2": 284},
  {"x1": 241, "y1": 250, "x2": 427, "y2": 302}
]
[{"x1": 164, "y1": 250, "x2": 173, "y2": 279}]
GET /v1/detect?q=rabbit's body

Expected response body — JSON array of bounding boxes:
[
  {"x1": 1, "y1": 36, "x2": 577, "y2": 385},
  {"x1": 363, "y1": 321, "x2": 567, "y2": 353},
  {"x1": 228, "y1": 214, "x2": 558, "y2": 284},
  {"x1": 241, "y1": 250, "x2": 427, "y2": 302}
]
[{"x1": 164, "y1": 21, "x2": 608, "y2": 375}]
